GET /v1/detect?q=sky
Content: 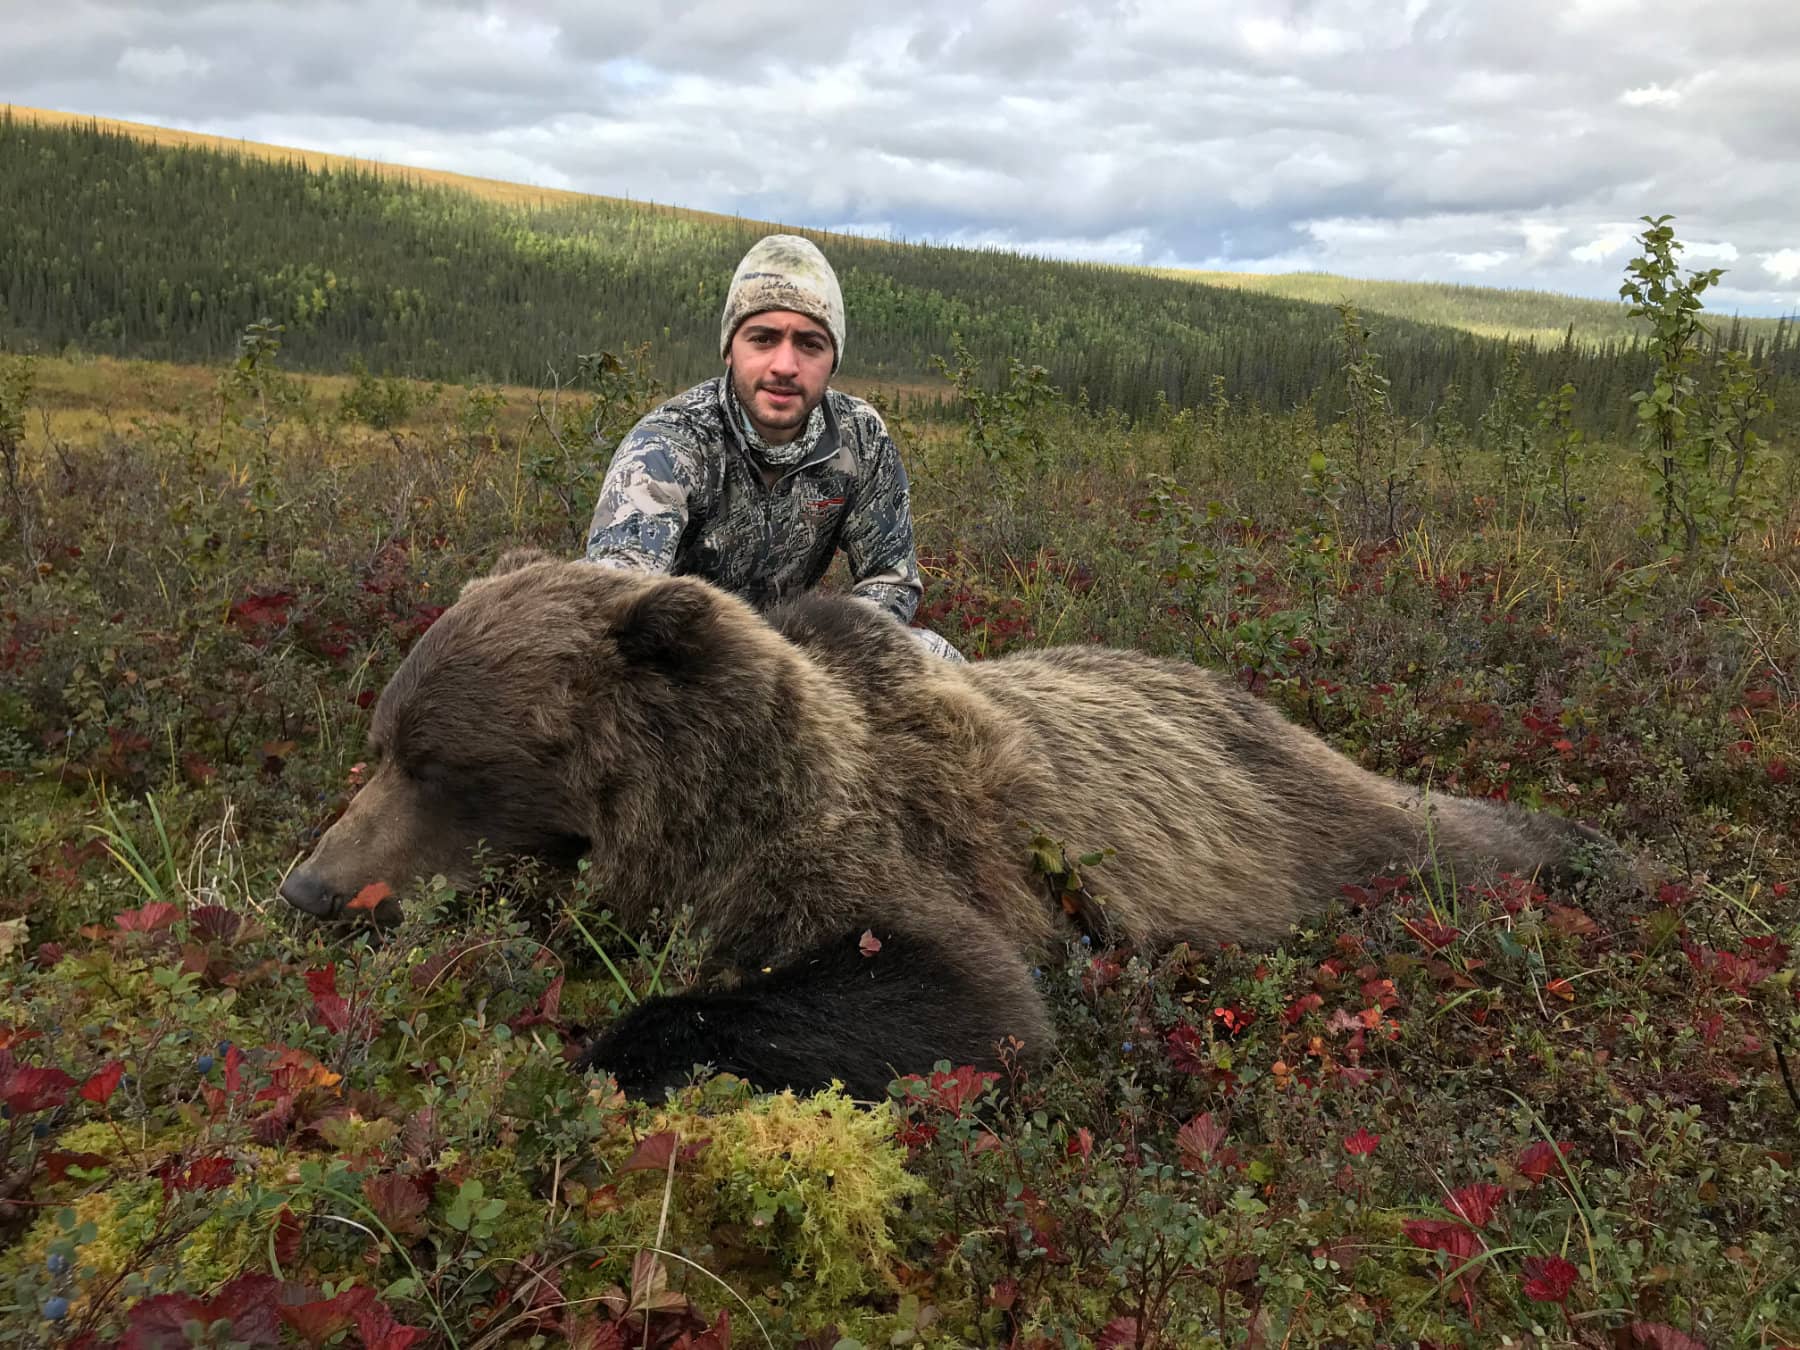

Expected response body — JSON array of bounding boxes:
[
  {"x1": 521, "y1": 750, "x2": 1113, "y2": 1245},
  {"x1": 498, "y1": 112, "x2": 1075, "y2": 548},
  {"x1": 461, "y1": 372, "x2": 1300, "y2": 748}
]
[{"x1": 4, "y1": 0, "x2": 1798, "y2": 315}]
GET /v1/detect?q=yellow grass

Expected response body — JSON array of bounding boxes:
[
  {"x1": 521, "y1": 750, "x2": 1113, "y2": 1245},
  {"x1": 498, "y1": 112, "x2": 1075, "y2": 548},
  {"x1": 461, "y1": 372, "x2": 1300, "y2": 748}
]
[
  {"x1": 4, "y1": 104, "x2": 750, "y2": 227},
  {"x1": 21, "y1": 352, "x2": 948, "y2": 453}
]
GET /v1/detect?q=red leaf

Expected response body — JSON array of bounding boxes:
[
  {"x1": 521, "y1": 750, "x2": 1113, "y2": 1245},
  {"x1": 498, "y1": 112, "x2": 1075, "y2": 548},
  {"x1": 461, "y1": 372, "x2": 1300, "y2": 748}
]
[
  {"x1": 224, "y1": 1045, "x2": 244, "y2": 1094},
  {"x1": 859, "y1": 929, "x2": 883, "y2": 957},
  {"x1": 1283, "y1": 992, "x2": 1324, "y2": 1025},
  {"x1": 42, "y1": 1149, "x2": 111, "y2": 1182},
  {"x1": 113, "y1": 901, "x2": 179, "y2": 933},
  {"x1": 354, "y1": 1291, "x2": 429, "y2": 1350},
  {"x1": 2, "y1": 1065, "x2": 76, "y2": 1114},
  {"x1": 620, "y1": 1130, "x2": 712, "y2": 1175},
  {"x1": 282, "y1": 1292, "x2": 365, "y2": 1346},
  {"x1": 1401, "y1": 917, "x2": 1460, "y2": 950},
  {"x1": 1065, "y1": 1125, "x2": 1094, "y2": 1160},
  {"x1": 124, "y1": 1276, "x2": 283, "y2": 1347},
  {"x1": 159, "y1": 1154, "x2": 236, "y2": 1197},
  {"x1": 687, "y1": 1310, "x2": 733, "y2": 1350},
  {"x1": 189, "y1": 905, "x2": 244, "y2": 941},
  {"x1": 1097, "y1": 1316, "x2": 1141, "y2": 1349},
  {"x1": 1520, "y1": 1254, "x2": 1579, "y2": 1303},
  {"x1": 1211, "y1": 1004, "x2": 1254, "y2": 1035},
  {"x1": 1164, "y1": 1021, "x2": 1209, "y2": 1074},
  {"x1": 1547, "y1": 904, "x2": 1600, "y2": 938},
  {"x1": 926, "y1": 1064, "x2": 1000, "y2": 1113},
  {"x1": 364, "y1": 1173, "x2": 430, "y2": 1236},
  {"x1": 274, "y1": 1206, "x2": 304, "y2": 1268},
  {"x1": 1446, "y1": 1182, "x2": 1506, "y2": 1228},
  {"x1": 510, "y1": 974, "x2": 567, "y2": 1031},
  {"x1": 628, "y1": 1250, "x2": 690, "y2": 1315},
  {"x1": 1178, "y1": 1112, "x2": 1229, "y2": 1168},
  {"x1": 305, "y1": 964, "x2": 354, "y2": 1034},
  {"x1": 122, "y1": 1293, "x2": 213, "y2": 1348},
  {"x1": 1342, "y1": 1128, "x2": 1381, "y2": 1157},
  {"x1": 1517, "y1": 1139, "x2": 1576, "y2": 1185},
  {"x1": 228, "y1": 590, "x2": 294, "y2": 630},
  {"x1": 564, "y1": 1316, "x2": 632, "y2": 1350},
  {"x1": 1621, "y1": 1322, "x2": 1707, "y2": 1350},
  {"x1": 347, "y1": 881, "x2": 392, "y2": 912},
  {"x1": 253, "y1": 1095, "x2": 297, "y2": 1145},
  {"x1": 1403, "y1": 1218, "x2": 1482, "y2": 1264},
  {"x1": 80, "y1": 1059, "x2": 126, "y2": 1106}
]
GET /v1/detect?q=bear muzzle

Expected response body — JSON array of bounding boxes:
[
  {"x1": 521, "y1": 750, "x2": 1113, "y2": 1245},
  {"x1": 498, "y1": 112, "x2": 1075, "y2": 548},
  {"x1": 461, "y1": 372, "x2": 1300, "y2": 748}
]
[{"x1": 279, "y1": 867, "x2": 343, "y2": 918}]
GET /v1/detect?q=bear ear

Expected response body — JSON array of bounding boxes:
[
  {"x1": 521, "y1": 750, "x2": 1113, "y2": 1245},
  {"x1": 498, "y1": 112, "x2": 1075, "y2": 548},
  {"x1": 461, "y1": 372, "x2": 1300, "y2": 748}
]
[
  {"x1": 458, "y1": 547, "x2": 554, "y2": 601},
  {"x1": 488, "y1": 547, "x2": 553, "y2": 577},
  {"x1": 613, "y1": 580, "x2": 716, "y2": 674}
]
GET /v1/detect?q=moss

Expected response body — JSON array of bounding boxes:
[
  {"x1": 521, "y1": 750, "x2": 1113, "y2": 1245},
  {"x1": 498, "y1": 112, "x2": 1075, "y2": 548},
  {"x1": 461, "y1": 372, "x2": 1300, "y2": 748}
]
[
  {"x1": 467, "y1": 1149, "x2": 546, "y2": 1255},
  {"x1": 584, "y1": 1083, "x2": 923, "y2": 1324},
  {"x1": 0, "y1": 1147, "x2": 311, "y2": 1327},
  {"x1": 0, "y1": 1181, "x2": 157, "y2": 1324}
]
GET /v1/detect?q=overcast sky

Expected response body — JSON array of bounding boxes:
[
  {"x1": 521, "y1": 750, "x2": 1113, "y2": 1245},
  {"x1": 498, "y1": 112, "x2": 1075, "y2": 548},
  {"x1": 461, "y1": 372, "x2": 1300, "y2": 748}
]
[{"x1": 5, "y1": 0, "x2": 1797, "y2": 314}]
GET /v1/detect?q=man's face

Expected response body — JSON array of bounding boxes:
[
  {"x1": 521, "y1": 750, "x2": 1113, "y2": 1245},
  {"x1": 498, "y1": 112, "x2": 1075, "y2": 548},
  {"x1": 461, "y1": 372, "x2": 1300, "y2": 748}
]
[{"x1": 727, "y1": 310, "x2": 834, "y2": 445}]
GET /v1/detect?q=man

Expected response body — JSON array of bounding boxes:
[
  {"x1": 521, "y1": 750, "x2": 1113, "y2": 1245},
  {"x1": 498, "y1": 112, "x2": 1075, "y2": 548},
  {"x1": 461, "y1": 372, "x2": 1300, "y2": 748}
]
[{"x1": 584, "y1": 234, "x2": 961, "y2": 660}]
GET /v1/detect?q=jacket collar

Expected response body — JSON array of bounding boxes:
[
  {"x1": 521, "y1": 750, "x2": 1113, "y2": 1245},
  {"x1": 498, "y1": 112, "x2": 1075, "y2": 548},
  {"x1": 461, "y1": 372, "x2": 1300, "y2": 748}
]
[{"x1": 716, "y1": 376, "x2": 842, "y2": 480}]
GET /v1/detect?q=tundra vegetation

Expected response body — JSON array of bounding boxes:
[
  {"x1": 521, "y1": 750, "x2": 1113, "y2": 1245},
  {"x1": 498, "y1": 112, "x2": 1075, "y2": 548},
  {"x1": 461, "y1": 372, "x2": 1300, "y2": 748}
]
[{"x1": 0, "y1": 149, "x2": 1797, "y2": 1348}]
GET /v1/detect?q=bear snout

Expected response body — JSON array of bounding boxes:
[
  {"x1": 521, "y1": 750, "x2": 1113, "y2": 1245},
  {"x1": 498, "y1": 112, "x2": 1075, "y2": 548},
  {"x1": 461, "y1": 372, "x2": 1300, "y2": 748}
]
[{"x1": 279, "y1": 868, "x2": 341, "y2": 918}]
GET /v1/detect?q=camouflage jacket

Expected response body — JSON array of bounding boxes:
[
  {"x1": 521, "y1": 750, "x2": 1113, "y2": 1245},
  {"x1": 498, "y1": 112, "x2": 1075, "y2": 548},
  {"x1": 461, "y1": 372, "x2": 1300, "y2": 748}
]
[{"x1": 584, "y1": 377, "x2": 923, "y2": 623}]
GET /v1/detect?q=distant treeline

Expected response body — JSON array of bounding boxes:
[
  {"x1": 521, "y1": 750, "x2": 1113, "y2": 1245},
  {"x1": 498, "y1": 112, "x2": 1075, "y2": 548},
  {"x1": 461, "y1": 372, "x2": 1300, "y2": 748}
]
[
  {"x1": 3, "y1": 114, "x2": 1794, "y2": 430},
  {"x1": 1165, "y1": 269, "x2": 1796, "y2": 350}
]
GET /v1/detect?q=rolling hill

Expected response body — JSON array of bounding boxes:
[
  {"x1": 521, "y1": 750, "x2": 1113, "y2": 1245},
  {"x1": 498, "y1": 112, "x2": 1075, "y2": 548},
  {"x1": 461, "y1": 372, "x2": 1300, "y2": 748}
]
[{"x1": 4, "y1": 105, "x2": 1791, "y2": 429}]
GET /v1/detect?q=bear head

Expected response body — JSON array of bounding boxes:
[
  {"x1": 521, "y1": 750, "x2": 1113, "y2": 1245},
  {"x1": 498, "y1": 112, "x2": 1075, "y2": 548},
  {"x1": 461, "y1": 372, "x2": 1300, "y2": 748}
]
[{"x1": 278, "y1": 551, "x2": 769, "y2": 919}]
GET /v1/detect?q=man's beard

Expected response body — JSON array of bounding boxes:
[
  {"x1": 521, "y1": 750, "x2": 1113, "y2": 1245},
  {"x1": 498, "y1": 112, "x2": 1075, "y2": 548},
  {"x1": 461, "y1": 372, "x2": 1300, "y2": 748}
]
[{"x1": 730, "y1": 365, "x2": 815, "y2": 439}]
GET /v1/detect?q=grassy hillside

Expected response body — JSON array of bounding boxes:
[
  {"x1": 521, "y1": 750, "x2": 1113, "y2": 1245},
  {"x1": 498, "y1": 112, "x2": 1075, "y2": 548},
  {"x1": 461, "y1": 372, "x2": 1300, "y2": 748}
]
[
  {"x1": 1166, "y1": 268, "x2": 1793, "y2": 349},
  {"x1": 14, "y1": 105, "x2": 1794, "y2": 356},
  {"x1": 2, "y1": 103, "x2": 723, "y2": 219},
  {"x1": 14, "y1": 108, "x2": 1773, "y2": 435}
]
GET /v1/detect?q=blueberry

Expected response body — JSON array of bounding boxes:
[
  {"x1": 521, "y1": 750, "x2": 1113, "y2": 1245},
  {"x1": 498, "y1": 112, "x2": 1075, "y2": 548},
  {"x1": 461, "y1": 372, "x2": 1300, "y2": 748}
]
[
  {"x1": 43, "y1": 1296, "x2": 69, "y2": 1322},
  {"x1": 32, "y1": 1121, "x2": 51, "y2": 1139},
  {"x1": 1122, "y1": 1041, "x2": 1134, "y2": 1052},
  {"x1": 1080, "y1": 935, "x2": 1092, "y2": 948},
  {"x1": 217, "y1": 1040, "x2": 232, "y2": 1056},
  {"x1": 46, "y1": 1252, "x2": 70, "y2": 1276},
  {"x1": 196, "y1": 1054, "x2": 215, "y2": 1074}
]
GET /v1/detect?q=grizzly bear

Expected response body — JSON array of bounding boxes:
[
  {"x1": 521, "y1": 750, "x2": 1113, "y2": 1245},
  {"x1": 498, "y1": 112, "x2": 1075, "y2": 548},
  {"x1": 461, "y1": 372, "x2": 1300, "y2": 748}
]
[{"x1": 281, "y1": 551, "x2": 1612, "y2": 1100}]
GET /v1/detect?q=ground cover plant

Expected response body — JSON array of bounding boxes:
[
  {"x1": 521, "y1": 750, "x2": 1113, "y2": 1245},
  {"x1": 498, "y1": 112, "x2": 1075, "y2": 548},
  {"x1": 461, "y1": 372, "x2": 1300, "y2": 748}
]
[{"x1": 0, "y1": 223, "x2": 1798, "y2": 1347}]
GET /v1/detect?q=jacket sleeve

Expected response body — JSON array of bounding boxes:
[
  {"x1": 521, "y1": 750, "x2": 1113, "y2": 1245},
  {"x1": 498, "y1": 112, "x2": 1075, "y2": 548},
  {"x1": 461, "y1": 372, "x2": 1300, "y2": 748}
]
[
  {"x1": 839, "y1": 411, "x2": 924, "y2": 624},
  {"x1": 583, "y1": 420, "x2": 702, "y2": 573}
]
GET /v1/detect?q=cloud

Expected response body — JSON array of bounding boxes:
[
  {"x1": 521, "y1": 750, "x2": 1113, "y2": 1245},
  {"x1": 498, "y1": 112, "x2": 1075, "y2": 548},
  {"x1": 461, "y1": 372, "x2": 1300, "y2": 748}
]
[
  {"x1": 1450, "y1": 251, "x2": 1511, "y2": 272},
  {"x1": 1570, "y1": 227, "x2": 1639, "y2": 265},
  {"x1": 1763, "y1": 249, "x2": 1800, "y2": 284},
  {"x1": 115, "y1": 44, "x2": 212, "y2": 82},
  {"x1": 1520, "y1": 221, "x2": 1568, "y2": 261},
  {"x1": 1, "y1": 0, "x2": 1796, "y2": 314}
]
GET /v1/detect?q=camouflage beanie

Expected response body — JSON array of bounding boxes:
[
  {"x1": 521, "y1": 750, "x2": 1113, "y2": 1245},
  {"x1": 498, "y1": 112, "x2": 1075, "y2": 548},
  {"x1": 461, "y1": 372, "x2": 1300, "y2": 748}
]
[{"x1": 720, "y1": 235, "x2": 846, "y2": 372}]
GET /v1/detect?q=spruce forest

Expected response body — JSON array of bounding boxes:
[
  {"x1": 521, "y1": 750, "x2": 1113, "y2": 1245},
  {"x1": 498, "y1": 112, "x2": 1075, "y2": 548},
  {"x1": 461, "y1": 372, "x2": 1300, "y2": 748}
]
[
  {"x1": 6, "y1": 113, "x2": 1796, "y2": 427},
  {"x1": 1, "y1": 110, "x2": 1798, "y2": 1350}
]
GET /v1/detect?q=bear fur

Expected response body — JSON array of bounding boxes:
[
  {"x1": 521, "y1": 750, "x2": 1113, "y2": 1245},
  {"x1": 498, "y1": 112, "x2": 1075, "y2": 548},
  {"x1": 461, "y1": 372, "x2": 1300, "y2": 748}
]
[{"x1": 281, "y1": 552, "x2": 1612, "y2": 1099}]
